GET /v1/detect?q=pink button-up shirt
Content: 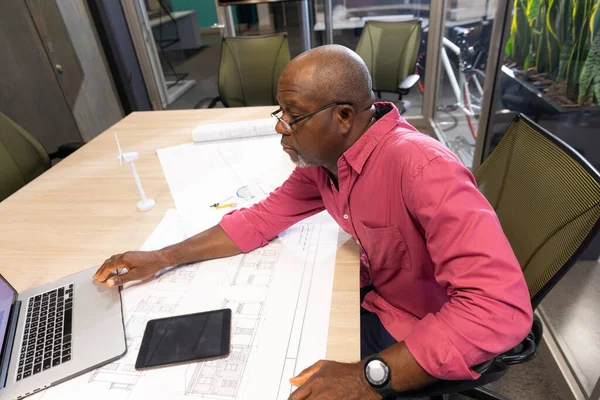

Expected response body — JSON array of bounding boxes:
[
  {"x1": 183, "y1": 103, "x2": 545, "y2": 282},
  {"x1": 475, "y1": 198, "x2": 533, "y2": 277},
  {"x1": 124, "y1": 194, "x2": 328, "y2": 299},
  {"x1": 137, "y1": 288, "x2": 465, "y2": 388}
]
[{"x1": 219, "y1": 103, "x2": 533, "y2": 380}]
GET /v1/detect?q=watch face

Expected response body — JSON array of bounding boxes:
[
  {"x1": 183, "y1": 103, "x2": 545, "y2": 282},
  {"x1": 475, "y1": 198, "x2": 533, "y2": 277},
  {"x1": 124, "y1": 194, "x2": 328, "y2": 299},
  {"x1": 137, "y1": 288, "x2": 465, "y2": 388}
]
[{"x1": 365, "y1": 359, "x2": 389, "y2": 386}]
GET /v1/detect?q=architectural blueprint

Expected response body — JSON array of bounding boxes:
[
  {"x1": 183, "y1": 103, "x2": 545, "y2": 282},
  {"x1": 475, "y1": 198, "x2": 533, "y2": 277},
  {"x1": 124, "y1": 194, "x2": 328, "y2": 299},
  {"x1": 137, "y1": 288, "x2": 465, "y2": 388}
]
[
  {"x1": 156, "y1": 135, "x2": 294, "y2": 237},
  {"x1": 31, "y1": 134, "x2": 342, "y2": 399}
]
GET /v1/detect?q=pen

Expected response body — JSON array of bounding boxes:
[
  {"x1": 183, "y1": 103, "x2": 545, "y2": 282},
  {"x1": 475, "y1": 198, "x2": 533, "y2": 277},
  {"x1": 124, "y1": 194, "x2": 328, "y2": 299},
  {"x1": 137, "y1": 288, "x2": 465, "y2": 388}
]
[{"x1": 211, "y1": 202, "x2": 237, "y2": 209}]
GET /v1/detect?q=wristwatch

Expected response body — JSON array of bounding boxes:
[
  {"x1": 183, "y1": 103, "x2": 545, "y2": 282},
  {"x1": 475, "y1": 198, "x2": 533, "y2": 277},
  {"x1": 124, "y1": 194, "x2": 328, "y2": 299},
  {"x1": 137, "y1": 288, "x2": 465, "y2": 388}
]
[{"x1": 364, "y1": 354, "x2": 394, "y2": 397}]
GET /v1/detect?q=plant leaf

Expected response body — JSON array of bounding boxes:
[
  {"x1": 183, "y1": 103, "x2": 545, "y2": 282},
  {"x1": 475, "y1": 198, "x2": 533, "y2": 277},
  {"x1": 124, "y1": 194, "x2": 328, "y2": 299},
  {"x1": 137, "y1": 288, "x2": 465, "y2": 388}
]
[
  {"x1": 578, "y1": 30, "x2": 600, "y2": 102},
  {"x1": 527, "y1": 0, "x2": 543, "y2": 25},
  {"x1": 590, "y1": 0, "x2": 600, "y2": 40},
  {"x1": 557, "y1": 36, "x2": 574, "y2": 81},
  {"x1": 506, "y1": 36, "x2": 514, "y2": 58},
  {"x1": 524, "y1": 54, "x2": 534, "y2": 71},
  {"x1": 508, "y1": 0, "x2": 531, "y2": 62},
  {"x1": 542, "y1": 0, "x2": 561, "y2": 74},
  {"x1": 555, "y1": 0, "x2": 573, "y2": 46},
  {"x1": 565, "y1": 0, "x2": 595, "y2": 96}
]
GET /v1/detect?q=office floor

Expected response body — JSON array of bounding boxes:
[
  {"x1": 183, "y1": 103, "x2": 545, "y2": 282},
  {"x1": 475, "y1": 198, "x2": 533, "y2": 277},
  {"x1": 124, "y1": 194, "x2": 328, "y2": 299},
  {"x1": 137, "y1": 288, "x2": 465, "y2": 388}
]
[
  {"x1": 450, "y1": 355, "x2": 565, "y2": 400},
  {"x1": 540, "y1": 259, "x2": 600, "y2": 396}
]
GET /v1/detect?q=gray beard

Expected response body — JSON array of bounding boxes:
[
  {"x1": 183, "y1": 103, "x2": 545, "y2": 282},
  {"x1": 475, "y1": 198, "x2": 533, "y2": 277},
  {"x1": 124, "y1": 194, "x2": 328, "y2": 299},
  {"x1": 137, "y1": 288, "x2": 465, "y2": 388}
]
[{"x1": 293, "y1": 154, "x2": 310, "y2": 168}]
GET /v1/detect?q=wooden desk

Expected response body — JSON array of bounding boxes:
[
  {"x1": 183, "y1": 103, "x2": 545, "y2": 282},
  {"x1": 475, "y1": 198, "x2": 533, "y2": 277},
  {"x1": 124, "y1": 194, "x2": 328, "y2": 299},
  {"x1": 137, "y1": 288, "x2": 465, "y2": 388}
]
[{"x1": 0, "y1": 107, "x2": 360, "y2": 362}]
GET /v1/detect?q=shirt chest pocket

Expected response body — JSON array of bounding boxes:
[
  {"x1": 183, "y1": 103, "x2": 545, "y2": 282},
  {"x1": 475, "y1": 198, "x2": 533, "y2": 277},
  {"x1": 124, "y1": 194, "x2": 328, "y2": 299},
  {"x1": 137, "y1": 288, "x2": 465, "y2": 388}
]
[{"x1": 356, "y1": 221, "x2": 412, "y2": 272}]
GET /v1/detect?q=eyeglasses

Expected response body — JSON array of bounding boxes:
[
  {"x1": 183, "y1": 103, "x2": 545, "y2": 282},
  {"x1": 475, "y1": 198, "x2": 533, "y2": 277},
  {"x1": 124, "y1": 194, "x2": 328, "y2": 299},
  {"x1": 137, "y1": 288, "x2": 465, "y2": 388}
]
[{"x1": 270, "y1": 102, "x2": 353, "y2": 131}]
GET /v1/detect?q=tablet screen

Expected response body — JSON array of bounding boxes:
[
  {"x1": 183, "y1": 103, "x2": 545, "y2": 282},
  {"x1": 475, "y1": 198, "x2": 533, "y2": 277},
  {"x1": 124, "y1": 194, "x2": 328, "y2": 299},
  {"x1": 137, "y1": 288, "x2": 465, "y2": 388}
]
[{"x1": 135, "y1": 309, "x2": 231, "y2": 369}]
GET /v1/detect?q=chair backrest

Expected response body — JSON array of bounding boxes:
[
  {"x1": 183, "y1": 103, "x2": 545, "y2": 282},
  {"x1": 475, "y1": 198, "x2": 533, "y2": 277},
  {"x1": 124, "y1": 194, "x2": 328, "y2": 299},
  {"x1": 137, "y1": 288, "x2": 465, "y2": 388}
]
[
  {"x1": 355, "y1": 20, "x2": 421, "y2": 93},
  {"x1": 218, "y1": 33, "x2": 290, "y2": 107},
  {"x1": 0, "y1": 111, "x2": 50, "y2": 202},
  {"x1": 474, "y1": 114, "x2": 600, "y2": 309}
]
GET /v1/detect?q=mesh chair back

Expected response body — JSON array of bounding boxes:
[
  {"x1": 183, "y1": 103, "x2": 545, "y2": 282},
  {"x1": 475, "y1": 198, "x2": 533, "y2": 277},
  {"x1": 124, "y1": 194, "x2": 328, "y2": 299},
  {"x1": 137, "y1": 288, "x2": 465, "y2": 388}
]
[
  {"x1": 0, "y1": 111, "x2": 50, "y2": 202},
  {"x1": 474, "y1": 114, "x2": 600, "y2": 309},
  {"x1": 355, "y1": 20, "x2": 421, "y2": 93},
  {"x1": 218, "y1": 34, "x2": 290, "y2": 107}
]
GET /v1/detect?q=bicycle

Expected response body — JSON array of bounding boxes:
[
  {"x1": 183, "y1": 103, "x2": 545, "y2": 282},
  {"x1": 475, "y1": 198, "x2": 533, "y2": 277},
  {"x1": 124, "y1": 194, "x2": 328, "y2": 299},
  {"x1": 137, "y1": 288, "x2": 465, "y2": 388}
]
[{"x1": 415, "y1": 21, "x2": 490, "y2": 139}]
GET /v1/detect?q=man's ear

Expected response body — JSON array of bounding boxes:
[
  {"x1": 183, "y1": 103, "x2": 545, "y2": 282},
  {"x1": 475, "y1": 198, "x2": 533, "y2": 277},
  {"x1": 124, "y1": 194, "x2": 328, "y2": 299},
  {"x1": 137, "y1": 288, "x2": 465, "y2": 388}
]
[{"x1": 335, "y1": 105, "x2": 355, "y2": 136}]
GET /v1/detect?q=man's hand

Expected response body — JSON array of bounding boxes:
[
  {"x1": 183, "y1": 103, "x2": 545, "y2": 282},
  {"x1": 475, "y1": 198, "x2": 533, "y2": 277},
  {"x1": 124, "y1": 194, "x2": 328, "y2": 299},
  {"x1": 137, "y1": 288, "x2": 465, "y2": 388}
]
[
  {"x1": 93, "y1": 251, "x2": 169, "y2": 287},
  {"x1": 288, "y1": 360, "x2": 380, "y2": 400}
]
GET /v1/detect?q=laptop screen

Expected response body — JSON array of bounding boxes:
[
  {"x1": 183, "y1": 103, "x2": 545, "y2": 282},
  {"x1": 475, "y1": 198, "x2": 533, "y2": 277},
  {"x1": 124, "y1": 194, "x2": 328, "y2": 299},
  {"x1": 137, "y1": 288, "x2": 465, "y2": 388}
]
[{"x1": 0, "y1": 276, "x2": 16, "y2": 352}]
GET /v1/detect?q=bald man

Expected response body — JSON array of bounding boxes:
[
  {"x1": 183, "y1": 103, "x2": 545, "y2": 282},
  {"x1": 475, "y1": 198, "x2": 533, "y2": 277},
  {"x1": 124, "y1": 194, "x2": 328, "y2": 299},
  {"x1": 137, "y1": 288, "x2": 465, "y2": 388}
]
[{"x1": 94, "y1": 45, "x2": 532, "y2": 399}]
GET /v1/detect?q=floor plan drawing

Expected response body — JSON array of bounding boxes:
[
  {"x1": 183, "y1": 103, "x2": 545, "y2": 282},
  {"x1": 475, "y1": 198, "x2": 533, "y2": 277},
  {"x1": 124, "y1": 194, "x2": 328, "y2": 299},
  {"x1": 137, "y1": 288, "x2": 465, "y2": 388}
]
[
  {"x1": 226, "y1": 238, "x2": 282, "y2": 287},
  {"x1": 155, "y1": 264, "x2": 199, "y2": 286},
  {"x1": 183, "y1": 300, "x2": 263, "y2": 398},
  {"x1": 88, "y1": 362, "x2": 140, "y2": 391}
]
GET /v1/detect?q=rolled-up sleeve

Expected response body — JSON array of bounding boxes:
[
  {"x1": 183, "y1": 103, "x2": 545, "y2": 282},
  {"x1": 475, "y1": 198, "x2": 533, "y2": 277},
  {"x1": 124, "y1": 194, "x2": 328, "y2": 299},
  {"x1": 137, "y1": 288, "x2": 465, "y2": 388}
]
[
  {"x1": 219, "y1": 167, "x2": 325, "y2": 252},
  {"x1": 403, "y1": 155, "x2": 533, "y2": 380}
]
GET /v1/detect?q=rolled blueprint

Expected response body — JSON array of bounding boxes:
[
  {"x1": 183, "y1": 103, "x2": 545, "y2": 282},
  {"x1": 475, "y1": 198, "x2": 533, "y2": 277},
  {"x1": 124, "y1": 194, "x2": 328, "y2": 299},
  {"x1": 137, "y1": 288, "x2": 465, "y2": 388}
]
[{"x1": 192, "y1": 118, "x2": 277, "y2": 143}]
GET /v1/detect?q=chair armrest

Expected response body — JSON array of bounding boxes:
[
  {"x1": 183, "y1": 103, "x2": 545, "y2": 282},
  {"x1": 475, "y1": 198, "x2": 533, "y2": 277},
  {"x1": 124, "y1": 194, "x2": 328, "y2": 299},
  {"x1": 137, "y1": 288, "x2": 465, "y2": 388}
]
[
  {"x1": 48, "y1": 142, "x2": 85, "y2": 160},
  {"x1": 194, "y1": 96, "x2": 221, "y2": 109},
  {"x1": 386, "y1": 359, "x2": 508, "y2": 399},
  {"x1": 398, "y1": 74, "x2": 420, "y2": 94},
  {"x1": 499, "y1": 333, "x2": 537, "y2": 365},
  {"x1": 386, "y1": 326, "x2": 539, "y2": 399},
  {"x1": 396, "y1": 100, "x2": 412, "y2": 115}
]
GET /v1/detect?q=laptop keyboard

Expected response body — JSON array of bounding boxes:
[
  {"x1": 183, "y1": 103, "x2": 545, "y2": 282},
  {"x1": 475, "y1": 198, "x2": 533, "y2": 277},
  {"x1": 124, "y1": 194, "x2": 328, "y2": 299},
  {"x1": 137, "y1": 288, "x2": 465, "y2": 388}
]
[{"x1": 15, "y1": 284, "x2": 73, "y2": 382}]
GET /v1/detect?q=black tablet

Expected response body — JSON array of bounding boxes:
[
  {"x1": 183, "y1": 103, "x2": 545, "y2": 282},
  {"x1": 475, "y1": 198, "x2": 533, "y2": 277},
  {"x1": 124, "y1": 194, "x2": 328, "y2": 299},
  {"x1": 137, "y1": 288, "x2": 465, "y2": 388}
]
[{"x1": 135, "y1": 308, "x2": 231, "y2": 370}]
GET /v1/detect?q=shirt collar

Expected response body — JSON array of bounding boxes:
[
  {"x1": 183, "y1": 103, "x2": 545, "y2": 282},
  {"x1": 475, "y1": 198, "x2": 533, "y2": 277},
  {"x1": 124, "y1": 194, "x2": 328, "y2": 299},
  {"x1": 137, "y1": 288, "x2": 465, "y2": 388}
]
[{"x1": 340, "y1": 102, "x2": 401, "y2": 174}]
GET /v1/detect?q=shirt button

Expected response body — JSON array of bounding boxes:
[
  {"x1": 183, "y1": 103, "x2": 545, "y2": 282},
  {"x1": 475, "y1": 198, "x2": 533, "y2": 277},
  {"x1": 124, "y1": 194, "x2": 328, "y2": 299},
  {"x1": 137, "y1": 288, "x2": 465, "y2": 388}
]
[{"x1": 343, "y1": 214, "x2": 349, "y2": 220}]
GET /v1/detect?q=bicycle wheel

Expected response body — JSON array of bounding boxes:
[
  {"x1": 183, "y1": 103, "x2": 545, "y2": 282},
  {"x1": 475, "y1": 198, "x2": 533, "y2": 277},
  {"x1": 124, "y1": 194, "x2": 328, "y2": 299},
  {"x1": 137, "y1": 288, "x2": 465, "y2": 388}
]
[{"x1": 463, "y1": 68, "x2": 485, "y2": 138}]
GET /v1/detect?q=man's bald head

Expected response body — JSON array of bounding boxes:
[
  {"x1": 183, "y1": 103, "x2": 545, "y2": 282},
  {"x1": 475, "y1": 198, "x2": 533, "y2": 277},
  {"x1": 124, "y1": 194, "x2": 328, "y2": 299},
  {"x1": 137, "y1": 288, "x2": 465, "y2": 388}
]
[
  {"x1": 280, "y1": 45, "x2": 374, "y2": 110},
  {"x1": 275, "y1": 45, "x2": 377, "y2": 171}
]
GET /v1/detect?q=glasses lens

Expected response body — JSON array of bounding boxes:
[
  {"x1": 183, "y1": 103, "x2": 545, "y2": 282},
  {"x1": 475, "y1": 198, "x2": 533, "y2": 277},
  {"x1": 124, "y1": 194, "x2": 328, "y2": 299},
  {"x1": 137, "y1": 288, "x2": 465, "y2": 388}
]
[{"x1": 271, "y1": 110, "x2": 291, "y2": 131}]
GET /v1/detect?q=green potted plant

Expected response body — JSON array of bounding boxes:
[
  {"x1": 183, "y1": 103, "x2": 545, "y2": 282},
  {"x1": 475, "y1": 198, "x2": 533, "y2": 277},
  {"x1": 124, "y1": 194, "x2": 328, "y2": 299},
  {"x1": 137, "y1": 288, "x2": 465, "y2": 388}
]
[
  {"x1": 504, "y1": 0, "x2": 600, "y2": 109},
  {"x1": 502, "y1": 0, "x2": 600, "y2": 260}
]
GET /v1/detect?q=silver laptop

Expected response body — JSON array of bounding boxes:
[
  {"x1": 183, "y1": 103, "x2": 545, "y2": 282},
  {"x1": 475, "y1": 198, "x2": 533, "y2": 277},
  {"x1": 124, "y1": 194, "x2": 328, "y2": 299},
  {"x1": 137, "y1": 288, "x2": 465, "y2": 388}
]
[{"x1": 0, "y1": 267, "x2": 126, "y2": 400}]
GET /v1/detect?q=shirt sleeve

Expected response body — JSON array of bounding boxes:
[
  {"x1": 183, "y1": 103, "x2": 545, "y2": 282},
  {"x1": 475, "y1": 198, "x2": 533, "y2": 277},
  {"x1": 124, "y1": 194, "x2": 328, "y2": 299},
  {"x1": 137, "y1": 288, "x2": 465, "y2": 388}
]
[
  {"x1": 219, "y1": 167, "x2": 325, "y2": 252},
  {"x1": 403, "y1": 155, "x2": 533, "y2": 380}
]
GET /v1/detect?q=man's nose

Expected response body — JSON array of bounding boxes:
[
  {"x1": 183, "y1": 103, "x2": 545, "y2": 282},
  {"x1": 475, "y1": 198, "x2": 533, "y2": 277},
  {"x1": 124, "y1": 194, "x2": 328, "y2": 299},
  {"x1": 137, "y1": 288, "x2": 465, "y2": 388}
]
[{"x1": 275, "y1": 120, "x2": 289, "y2": 136}]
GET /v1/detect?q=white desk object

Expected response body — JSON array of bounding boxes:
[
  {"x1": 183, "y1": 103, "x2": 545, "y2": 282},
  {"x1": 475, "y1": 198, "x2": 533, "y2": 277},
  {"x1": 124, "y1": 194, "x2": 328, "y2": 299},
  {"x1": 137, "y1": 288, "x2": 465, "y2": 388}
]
[
  {"x1": 115, "y1": 133, "x2": 155, "y2": 212},
  {"x1": 191, "y1": 118, "x2": 277, "y2": 143}
]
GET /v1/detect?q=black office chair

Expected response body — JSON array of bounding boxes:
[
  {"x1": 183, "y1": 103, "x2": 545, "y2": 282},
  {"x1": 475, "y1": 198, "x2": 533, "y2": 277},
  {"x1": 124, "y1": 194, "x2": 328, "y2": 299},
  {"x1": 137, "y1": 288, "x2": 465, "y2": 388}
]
[{"x1": 392, "y1": 114, "x2": 600, "y2": 399}]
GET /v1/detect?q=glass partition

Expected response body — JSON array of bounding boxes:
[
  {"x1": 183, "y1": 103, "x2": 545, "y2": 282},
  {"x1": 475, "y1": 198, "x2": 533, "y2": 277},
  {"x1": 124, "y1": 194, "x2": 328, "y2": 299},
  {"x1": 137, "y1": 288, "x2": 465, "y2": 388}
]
[
  {"x1": 431, "y1": 0, "x2": 497, "y2": 167},
  {"x1": 312, "y1": 0, "x2": 431, "y2": 116}
]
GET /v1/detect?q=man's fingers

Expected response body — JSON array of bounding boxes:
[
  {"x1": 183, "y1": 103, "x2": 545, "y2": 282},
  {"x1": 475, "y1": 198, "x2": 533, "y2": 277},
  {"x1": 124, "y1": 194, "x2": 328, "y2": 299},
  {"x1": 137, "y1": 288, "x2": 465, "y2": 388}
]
[
  {"x1": 289, "y1": 360, "x2": 327, "y2": 387},
  {"x1": 93, "y1": 257, "x2": 125, "y2": 282},
  {"x1": 106, "y1": 267, "x2": 147, "y2": 287},
  {"x1": 288, "y1": 383, "x2": 311, "y2": 400}
]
